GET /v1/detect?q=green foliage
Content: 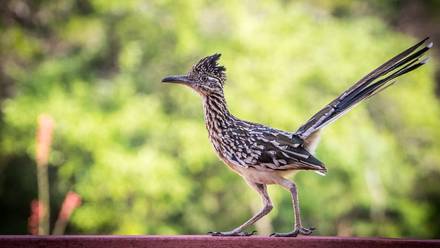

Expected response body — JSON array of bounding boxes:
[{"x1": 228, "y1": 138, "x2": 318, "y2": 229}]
[{"x1": 1, "y1": 0, "x2": 439, "y2": 237}]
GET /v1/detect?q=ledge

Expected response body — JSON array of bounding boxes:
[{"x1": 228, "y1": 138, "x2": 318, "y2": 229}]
[{"x1": 1, "y1": 235, "x2": 439, "y2": 248}]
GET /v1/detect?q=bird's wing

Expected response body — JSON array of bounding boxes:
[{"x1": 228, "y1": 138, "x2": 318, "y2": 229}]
[{"x1": 240, "y1": 129, "x2": 327, "y2": 172}]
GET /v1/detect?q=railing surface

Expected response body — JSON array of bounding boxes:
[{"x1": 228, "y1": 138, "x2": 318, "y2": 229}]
[{"x1": 0, "y1": 235, "x2": 439, "y2": 248}]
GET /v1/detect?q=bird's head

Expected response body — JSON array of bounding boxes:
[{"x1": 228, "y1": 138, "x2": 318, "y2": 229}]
[{"x1": 162, "y1": 53, "x2": 226, "y2": 96}]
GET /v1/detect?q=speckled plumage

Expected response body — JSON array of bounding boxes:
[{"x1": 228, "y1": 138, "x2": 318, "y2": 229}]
[
  {"x1": 162, "y1": 38, "x2": 432, "y2": 237},
  {"x1": 203, "y1": 91, "x2": 325, "y2": 174}
]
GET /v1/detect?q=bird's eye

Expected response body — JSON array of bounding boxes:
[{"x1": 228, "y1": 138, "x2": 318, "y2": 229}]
[{"x1": 201, "y1": 76, "x2": 208, "y2": 81}]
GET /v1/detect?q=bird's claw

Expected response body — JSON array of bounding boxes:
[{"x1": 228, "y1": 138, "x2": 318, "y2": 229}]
[
  {"x1": 208, "y1": 230, "x2": 257, "y2": 236},
  {"x1": 270, "y1": 226, "x2": 315, "y2": 237}
]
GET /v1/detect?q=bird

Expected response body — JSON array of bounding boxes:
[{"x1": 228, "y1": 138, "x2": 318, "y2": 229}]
[{"x1": 161, "y1": 37, "x2": 432, "y2": 237}]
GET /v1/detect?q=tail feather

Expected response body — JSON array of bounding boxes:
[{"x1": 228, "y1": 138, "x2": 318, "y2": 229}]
[{"x1": 296, "y1": 38, "x2": 432, "y2": 139}]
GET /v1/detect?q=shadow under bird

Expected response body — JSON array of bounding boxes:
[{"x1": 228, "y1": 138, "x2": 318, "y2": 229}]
[{"x1": 162, "y1": 38, "x2": 433, "y2": 237}]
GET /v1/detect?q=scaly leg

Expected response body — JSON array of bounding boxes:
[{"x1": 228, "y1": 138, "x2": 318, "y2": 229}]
[
  {"x1": 210, "y1": 183, "x2": 273, "y2": 236},
  {"x1": 271, "y1": 178, "x2": 315, "y2": 237}
]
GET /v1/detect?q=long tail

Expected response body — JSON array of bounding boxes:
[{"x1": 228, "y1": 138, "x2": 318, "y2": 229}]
[{"x1": 295, "y1": 37, "x2": 432, "y2": 139}]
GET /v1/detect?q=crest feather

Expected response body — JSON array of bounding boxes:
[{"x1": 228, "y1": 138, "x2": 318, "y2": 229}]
[{"x1": 193, "y1": 53, "x2": 226, "y2": 82}]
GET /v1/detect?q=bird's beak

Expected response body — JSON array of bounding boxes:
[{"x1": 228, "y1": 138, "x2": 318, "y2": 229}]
[{"x1": 161, "y1": 75, "x2": 193, "y2": 85}]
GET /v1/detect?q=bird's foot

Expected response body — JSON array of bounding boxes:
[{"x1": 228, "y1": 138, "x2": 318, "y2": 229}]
[
  {"x1": 208, "y1": 230, "x2": 257, "y2": 236},
  {"x1": 270, "y1": 226, "x2": 315, "y2": 237}
]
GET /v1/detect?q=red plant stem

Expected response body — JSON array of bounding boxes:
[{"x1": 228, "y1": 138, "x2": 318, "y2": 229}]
[
  {"x1": 28, "y1": 200, "x2": 44, "y2": 235},
  {"x1": 35, "y1": 114, "x2": 54, "y2": 235},
  {"x1": 53, "y1": 191, "x2": 81, "y2": 235}
]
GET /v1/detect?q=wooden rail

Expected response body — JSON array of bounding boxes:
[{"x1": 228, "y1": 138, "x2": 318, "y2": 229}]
[{"x1": 1, "y1": 235, "x2": 439, "y2": 248}]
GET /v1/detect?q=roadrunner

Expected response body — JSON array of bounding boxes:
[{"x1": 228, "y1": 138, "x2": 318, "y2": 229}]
[{"x1": 162, "y1": 38, "x2": 432, "y2": 237}]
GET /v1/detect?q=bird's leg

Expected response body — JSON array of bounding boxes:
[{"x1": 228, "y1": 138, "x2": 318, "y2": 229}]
[
  {"x1": 271, "y1": 179, "x2": 315, "y2": 237},
  {"x1": 209, "y1": 183, "x2": 272, "y2": 236}
]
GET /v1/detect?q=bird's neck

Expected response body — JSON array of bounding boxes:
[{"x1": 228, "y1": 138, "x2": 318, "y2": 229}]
[{"x1": 202, "y1": 91, "x2": 234, "y2": 134}]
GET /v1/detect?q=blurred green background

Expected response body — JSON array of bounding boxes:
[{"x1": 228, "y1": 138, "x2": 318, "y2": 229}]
[{"x1": 1, "y1": 0, "x2": 440, "y2": 238}]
